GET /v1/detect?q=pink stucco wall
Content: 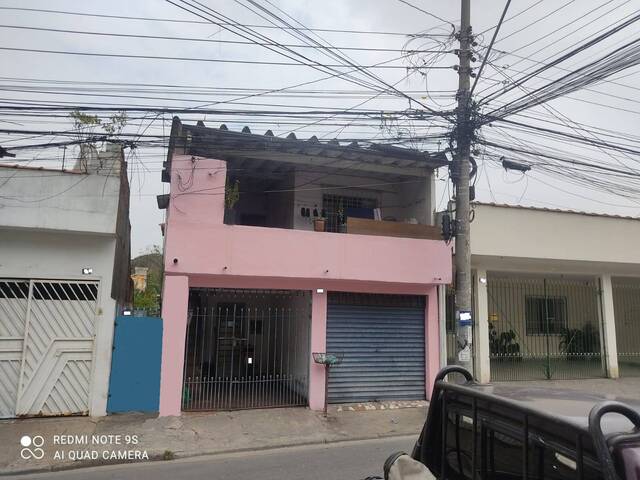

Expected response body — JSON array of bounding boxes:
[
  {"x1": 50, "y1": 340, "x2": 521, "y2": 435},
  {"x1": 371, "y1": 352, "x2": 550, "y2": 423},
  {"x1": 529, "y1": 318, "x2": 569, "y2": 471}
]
[
  {"x1": 165, "y1": 224, "x2": 451, "y2": 285},
  {"x1": 308, "y1": 291, "x2": 328, "y2": 411},
  {"x1": 164, "y1": 155, "x2": 451, "y2": 286},
  {"x1": 158, "y1": 275, "x2": 189, "y2": 417},
  {"x1": 159, "y1": 155, "x2": 451, "y2": 415},
  {"x1": 425, "y1": 286, "x2": 440, "y2": 399}
]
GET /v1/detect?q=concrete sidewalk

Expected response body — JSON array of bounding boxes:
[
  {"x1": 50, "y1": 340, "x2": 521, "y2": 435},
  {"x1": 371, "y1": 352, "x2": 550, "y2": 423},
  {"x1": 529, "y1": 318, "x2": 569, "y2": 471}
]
[{"x1": 0, "y1": 402, "x2": 427, "y2": 476}]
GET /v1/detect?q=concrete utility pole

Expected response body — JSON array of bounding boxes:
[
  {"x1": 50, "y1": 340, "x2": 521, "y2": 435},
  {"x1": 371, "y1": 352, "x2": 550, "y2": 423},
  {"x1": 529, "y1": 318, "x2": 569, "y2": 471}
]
[{"x1": 454, "y1": 0, "x2": 474, "y2": 373}]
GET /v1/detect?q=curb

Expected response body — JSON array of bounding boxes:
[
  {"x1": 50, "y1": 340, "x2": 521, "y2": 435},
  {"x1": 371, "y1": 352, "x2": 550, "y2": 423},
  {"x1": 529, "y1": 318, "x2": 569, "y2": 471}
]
[{"x1": 1, "y1": 431, "x2": 420, "y2": 476}]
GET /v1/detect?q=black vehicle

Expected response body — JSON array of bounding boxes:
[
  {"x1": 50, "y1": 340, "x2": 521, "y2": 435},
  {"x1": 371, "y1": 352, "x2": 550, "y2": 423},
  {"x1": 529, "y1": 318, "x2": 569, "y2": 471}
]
[{"x1": 386, "y1": 366, "x2": 640, "y2": 480}]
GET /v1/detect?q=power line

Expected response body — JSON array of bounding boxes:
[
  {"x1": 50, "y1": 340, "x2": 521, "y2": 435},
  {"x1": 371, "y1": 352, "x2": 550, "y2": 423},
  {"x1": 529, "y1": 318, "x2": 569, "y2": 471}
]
[
  {"x1": 0, "y1": 50, "x2": 445, "y2": 121},
  {"x1": 0, "y1": 46, "x2": 439, "y2": 69},
  {"x1": 482, "y1": 36, "x2": 640, "y2": 120},
  {"x1": 0, "y1": 105, "x2": 446, "y2": 116},
  {"x1": 478, "y1": 140, "x2": 640, "y2": 178},
  {"x1": 475, "y1": 4, "x2": 639, "y2": 100},
  {"x1": 492, "y1": 0, "x2": 577, "y2": 46},
  {"x1": 0, "y1": 85, "x2": 456, "y2": 101},
  {"x1": 490, "y1": 0, "x2": 625, "y2": 65},
  {"x1": 477, "y1": 0, "x2": 545, "y2": 35},
  {"x1": 477, "y1": 11, "x2": 640, "y2": 107},
  {"x1": 0, "y1": 24, "x2": 446, "y2": 54},
  {"x1": 469, "y1": 0, "x2": 511, "y2": 97},
  {"x1": 0, "y1": 6, "x2": 452, "y2": 37},
  {"x1": 166, "y1": 0, "x2": 408, "y2": 98},
  {"x1": 395, "y1": 0, "x2": 454, "y2": 28},
  {"x1": 166, "y1": 0, "x2": 452, "y2": 118},
  {"x1": 0, "y1": 76, "x2": 456, "y2": 95},
  {"x1": 490, "y1": 117, "x2": 640, "y2": 156}
]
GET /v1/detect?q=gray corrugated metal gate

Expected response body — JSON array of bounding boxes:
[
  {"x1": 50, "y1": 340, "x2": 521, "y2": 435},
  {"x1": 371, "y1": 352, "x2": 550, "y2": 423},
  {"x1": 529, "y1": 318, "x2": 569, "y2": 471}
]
[{"x1": 326, "y1": 293, "x2": 426, "y2": 403}]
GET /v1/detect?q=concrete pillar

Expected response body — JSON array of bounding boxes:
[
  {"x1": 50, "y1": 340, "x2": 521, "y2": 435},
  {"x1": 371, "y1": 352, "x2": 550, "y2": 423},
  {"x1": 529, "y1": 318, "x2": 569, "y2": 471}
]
[
  {"x1": 158, "y1": 275, "x2": 189, "y2": 416},
  {"x1": 89, "y1": 297, "x2": 116, "y2": 417},
  {"x1": 599, "y1": 274, "x2": 619, "y2": 379},
  {"x1": 425, "y1": 286, "x2": 441, "y2": 399},
  {"x1": 308, "y1": 290, "x2": 327, "y2": 411},
  {"x1": 425, "y1": 171, "x2": 436, "y2": 225},
  {"x1": 474, "y1": 269, "x2": 491, "y2": 383}
]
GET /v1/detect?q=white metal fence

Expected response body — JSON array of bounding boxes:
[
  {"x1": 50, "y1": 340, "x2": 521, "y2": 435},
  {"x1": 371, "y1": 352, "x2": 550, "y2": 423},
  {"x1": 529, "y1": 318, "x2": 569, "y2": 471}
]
[{"x1": 0, "y1": 279, "x2": 97, "y2": 418}]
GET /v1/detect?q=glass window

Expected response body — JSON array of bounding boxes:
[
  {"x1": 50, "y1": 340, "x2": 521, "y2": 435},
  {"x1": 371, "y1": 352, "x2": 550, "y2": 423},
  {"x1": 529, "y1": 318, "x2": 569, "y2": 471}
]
[
  {"x1": 322, "y1": 194, "x2": 377, "y2": 233},
  {"x1": 525, "y1": 296, "x2": 567, "y2": 334}
]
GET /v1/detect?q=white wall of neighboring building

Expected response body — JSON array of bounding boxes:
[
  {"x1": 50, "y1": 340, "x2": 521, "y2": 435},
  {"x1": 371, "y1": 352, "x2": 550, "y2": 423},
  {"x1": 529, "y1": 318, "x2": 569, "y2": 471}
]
[
  {"x1": 0, "y1": 149, "x2": 129, "y2": 417},
  {"x1": 465, "y1": 203, "x2": 640, "y2": 383},
  {"x1": 0, "y1": 228, "x2": 118, "y2": 416},
  {"x1": 0, "y1": 169, "x2": 120, "y2": 235},
  {"x1": 470, "y1": 203, "x2": 640, "y2": 269}
]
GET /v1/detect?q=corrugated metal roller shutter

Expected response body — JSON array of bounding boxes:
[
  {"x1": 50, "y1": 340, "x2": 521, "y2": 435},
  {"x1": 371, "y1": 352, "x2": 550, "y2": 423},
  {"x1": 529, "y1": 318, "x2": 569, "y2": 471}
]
[{"x1": 326, "y1": 294, "x2": 425, "y2": 403}]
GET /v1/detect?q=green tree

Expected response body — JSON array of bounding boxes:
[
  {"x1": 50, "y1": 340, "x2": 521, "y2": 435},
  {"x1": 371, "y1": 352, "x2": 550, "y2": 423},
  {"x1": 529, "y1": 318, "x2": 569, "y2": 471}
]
[
  {"x1": 69, "y1": 110, "x2": 128, "y2": 142},
  {"x1": 132, "y1": 244, "x2": 163, "y2": 315}
]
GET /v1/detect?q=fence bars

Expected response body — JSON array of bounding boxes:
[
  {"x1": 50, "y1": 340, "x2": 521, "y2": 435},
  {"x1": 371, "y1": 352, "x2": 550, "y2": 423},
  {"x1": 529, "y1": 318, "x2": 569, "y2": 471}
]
[
  {"x1": 181, "y1": 291, "x2": 309, "y2": 411},
  {"x1": 612, "y1": 278, "x2": 640, "y2": 377},
  {"x1": 487, "y1": 275, "x2": 603, "y2": 381}
]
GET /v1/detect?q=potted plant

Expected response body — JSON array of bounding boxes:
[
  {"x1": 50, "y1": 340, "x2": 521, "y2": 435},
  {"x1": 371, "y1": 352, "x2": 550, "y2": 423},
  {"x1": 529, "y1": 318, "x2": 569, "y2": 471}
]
[
  {"x1": 224, "y1": 179, "x2": 240, "y2": 224},
  {"x1": 336, "y1": 201, "x2": 347, "y2": 233},
  {"x1": 560, "y1": 323, "x2": 600, "y2": 360},
  {"x1": 489, "y1": 322, "x2": 522, "y2": 361},
  {"x1": 313, "y1": 216, "x2": 326, "y2": 232}
]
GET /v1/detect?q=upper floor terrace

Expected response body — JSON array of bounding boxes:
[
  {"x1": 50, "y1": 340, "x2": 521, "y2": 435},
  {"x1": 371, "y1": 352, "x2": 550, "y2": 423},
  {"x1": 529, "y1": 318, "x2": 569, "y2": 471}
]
[
  {"x1": 158, "y1": 119, "x2": 452, "y2": 287},
  {"x1": 160, "y1": 118, "x2": 448, "y2": 238}
]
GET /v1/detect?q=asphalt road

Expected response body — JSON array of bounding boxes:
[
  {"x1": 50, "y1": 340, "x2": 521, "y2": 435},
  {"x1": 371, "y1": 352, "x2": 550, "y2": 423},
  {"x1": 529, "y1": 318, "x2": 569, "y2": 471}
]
[{"x1": 7, "y1": 436, "x2": 435, "y2": 480}]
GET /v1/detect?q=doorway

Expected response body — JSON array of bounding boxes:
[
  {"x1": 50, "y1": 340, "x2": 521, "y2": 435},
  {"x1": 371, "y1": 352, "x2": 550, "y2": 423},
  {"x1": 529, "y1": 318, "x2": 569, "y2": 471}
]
[{"x1": 182, "y1": 288, "x2": 311, "y2": 411}]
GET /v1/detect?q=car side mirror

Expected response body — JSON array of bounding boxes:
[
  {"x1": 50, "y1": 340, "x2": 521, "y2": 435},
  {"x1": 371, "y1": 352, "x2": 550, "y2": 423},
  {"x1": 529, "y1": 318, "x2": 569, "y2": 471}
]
[{"x1": 383, "y1": 452, "x2": 432, "y2": 480}]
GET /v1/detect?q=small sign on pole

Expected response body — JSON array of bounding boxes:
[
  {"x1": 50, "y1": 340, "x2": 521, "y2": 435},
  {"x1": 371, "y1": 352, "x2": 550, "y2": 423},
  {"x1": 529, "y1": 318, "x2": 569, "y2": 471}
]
[{"x1": 456, "y1": 310, "x2": 473, "y2": 368}]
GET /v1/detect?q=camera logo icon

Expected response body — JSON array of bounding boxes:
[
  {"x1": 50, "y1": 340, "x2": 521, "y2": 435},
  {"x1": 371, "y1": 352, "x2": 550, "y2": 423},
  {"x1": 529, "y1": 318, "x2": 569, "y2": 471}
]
[{"x1": 20, "y1": 435, "x2": 45, "y2": 460}]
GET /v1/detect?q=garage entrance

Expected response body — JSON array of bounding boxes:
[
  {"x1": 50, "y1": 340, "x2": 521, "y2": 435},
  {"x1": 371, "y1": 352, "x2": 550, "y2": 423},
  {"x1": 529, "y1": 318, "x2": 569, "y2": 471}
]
[
  {"x1": 326, "y1": 292, "x2": 426, "y2": 403},
  {"x1": 0, "y1": 278, "x2": 98, "y2": 418},
  {"x1": 182, "y1": 288, "x2": 311, "y2": 411}
]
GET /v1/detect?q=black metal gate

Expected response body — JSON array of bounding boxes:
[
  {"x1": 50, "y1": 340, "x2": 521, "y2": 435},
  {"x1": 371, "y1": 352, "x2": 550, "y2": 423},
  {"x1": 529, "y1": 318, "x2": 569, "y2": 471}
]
[
  {"x1": 487, "y1": 275, "x2": 603, "y2": 381},
  {"x1": 613, "y1": 277, "x2": 640, "y2": 377},
  {"x1": 182, "y1": 289, "x2": 311, "y2": 411}
]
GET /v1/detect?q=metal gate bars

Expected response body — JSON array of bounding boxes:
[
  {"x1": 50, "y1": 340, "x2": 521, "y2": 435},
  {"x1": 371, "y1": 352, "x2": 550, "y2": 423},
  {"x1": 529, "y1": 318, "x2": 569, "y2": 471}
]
[
  {"x1": 0, "y1": 278, "x2": 98, "y2": 418},
  {"x1": 182, "y1": 289, "x2": 311, "y2": 411},
  {"x1": 487, "y1": 275, "x2": 603, "y2": 381},
  {"x1": 612, "y1": 277, "x2": 640, "y2": 377}
]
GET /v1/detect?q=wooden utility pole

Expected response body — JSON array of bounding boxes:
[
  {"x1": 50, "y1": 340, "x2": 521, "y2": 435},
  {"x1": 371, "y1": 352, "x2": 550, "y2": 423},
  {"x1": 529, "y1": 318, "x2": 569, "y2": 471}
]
[{"x1": 454, "y1": 0, "x2": 474, "y2": 373}]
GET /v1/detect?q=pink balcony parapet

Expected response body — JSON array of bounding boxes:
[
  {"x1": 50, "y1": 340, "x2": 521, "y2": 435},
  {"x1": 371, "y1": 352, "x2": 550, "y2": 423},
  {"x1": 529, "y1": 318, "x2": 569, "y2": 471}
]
[{"x1": 164, "y1": 223, "x2": 451, "y2": 286}]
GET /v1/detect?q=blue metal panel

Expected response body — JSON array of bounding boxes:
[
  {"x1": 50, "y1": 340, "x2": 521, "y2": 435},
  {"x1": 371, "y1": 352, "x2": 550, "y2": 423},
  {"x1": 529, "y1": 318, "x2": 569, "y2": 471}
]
[
  {"x1": 107, "y1": 316, "x2": 162, "y2": 413},
  {"x1": 327, "y1": 302, "x2": 425, "y2": 403}
]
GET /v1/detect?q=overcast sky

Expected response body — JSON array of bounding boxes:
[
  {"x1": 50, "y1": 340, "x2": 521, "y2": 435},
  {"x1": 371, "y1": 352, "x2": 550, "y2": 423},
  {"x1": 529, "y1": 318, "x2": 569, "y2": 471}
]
[{"x1": 1, "y1": 0, "x2": 639, "y2": 255}]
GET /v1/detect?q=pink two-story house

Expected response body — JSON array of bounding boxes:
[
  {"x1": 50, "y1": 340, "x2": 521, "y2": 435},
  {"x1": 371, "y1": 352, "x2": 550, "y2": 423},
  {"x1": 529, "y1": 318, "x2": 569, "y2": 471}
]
[{"x1": 157, "y1": 118, "x2": 452, "y2": 416}]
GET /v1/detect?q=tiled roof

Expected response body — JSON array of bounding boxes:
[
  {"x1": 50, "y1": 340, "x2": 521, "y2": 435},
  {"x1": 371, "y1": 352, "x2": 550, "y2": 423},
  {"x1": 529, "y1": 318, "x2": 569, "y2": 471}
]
[
  {"x1": 169, "y1": 117, "x2": 448, "y2": 171},
  {"x1": 473, "y1": 201, "x2": 640, "y2": 221},
  {"x1": 0, "y1": 163, "x2": 84, "y2": 174}
]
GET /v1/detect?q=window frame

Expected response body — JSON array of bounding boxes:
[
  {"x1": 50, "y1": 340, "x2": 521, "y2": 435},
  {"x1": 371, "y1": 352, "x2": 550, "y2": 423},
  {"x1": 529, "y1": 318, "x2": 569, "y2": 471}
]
[
  {"x1": 321, "y1": 193, "x2": 377, "y2": 233},
  {"x1": 524, "y1": 295, "x2": 567, "y2": 336}
]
